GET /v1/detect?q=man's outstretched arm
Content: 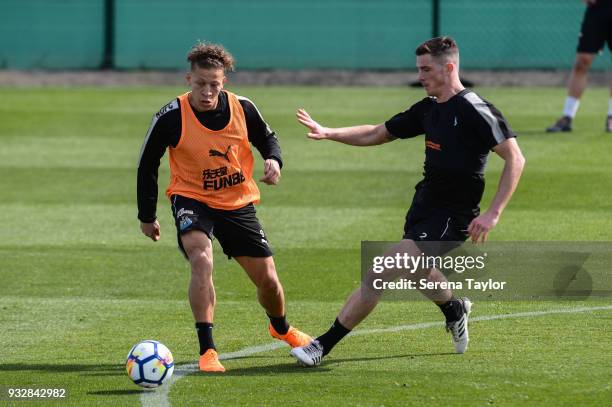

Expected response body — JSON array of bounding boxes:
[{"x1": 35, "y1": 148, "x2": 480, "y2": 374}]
[
  {"x1": 467, "y1": 138, "x2": 525, "y2": 243},
  {"x1": 296, "y1": 108, "x2": 394, "y2": 146}
]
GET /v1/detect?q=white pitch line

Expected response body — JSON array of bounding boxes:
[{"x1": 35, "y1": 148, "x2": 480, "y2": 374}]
[{"x1": 141, "y1": 304, "x2": 612, "y2": 407}]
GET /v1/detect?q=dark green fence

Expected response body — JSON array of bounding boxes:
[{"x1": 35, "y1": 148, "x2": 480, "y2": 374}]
[
  {"x1": 114, "y1": 0, "x2": 431, "y2": 69},
  {"x1": 0, "y1": 0, "x2": 105, "y2": 69},
  {"x1": 0, "y1": 0, "x2": 609, "y2": 70},
  {"x1": 440, "y1": 0, "x2": 610, "y2": 69}
]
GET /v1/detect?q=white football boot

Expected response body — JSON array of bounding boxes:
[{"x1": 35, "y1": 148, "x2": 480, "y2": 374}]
[
  {"x1": 445, "y1": 297, "x2": 472, "y2": 354},
  {"x1": 290, "y1": 340, "x2": 324, "y2": 367}
]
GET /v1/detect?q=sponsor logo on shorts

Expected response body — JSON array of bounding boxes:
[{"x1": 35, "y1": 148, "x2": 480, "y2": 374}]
[
  {"x1": 176, "y1": 208, "x2": 194, "y2": 218},
  {"x1": 179, "y1": 216, "x2": 193, "y2": 231}
]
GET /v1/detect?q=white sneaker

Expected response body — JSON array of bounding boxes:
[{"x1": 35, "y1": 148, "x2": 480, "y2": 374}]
[
  {"x1": 290, "y1": 340, "x2": 324, "y2": 366},
  {"x1": 445, "y1": 298, "x2": 472, "y2": 354}
]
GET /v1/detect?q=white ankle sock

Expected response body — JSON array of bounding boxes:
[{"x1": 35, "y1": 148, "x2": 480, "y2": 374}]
[
  {"x1": 563, "y1": 96, "x2": 580, "y2": 118},
  {"x1": 608, "y1": 98, "x2": 612, "y2": 117}
]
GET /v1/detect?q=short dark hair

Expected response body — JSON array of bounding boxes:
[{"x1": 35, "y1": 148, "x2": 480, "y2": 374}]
[
  {"x1": 415, "y1": 36, "x2": 459, "y2": 62},
  {"x1": 187, "y1": 42, "x2": 235, "y2": 71}
]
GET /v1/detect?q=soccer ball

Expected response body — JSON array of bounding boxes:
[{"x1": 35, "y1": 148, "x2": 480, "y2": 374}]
[{"x1": 126, "y1": 340, "x2": 174, "y2": 388}]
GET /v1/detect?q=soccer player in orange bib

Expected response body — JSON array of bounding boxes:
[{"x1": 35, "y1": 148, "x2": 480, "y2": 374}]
[{"x1": 137, "y1": 42, "x2": 311, "y2": 372}]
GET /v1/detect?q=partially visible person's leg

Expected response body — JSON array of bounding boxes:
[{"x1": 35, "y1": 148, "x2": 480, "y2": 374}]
[
  {"x1": 547, "y1": 53, "x2": 596, "y2": 132},
  {"x1": 548, "y1": 2, "x2": 606, "y2": 133},
  {"x1": 567, "y1": 53, "x2": 596, "y2": 100}
]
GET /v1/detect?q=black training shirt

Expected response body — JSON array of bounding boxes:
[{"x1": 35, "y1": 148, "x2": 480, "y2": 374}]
[
  {"x1": 137, "y1": 90, "x2": 282, "y2": 222},
  {"x1": 385, "y1": 89, "x2": 515, "y2": 215}
]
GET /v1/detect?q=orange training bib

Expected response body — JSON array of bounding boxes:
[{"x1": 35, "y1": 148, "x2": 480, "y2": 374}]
[{"x1": 166, "y1": 91, "x2": 260, "y2": 210}]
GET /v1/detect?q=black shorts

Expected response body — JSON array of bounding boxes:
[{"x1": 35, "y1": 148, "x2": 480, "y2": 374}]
[
  {"x1": 170, "y1": 194, "x2": 273, "y2": 259},
  {"x1": 577, "y1": 1, "x2": 612, "y2": 53},
  {"x1": 403, "y1": 203, "x2": 474, "y2": 255}
]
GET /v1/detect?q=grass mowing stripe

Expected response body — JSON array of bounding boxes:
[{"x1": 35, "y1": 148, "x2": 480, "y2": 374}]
[
  {"x1": 141, "y1": 304, "x2": 612, "y2": 407},
  {"x1": 0, "y1": 204, "x2": 394, "y2": 248}
]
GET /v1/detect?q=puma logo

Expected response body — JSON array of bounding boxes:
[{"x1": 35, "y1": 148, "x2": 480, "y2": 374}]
[{"x1": 209, "y1": 145, "x2": 232, "y2": 162}]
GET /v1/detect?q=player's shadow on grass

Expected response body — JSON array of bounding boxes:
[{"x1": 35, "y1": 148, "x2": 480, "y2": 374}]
[
  {"x1": 0, "y1": 363, "x2": 124, "y2": 376},
  {"x1": 206, "y1": 352, "x2": 455, "y2": 374},
  {"x1": 215, "y1": 361, "x2": 331, "y2": 376},
  {"x1": 324, "y1": 351, "x2": 456, "y2": 366},
  {"x1": 88, "y1": 389, "x2": 146, "y2": 396}
]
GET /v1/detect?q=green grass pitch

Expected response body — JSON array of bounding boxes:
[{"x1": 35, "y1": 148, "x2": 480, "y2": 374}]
[{"x1": 0, "y1": 85, "x2": 611, "y2": 406}]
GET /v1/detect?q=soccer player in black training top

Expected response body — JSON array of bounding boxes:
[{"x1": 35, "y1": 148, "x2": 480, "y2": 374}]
[
  {"x1": 137, "y1": 42, "x2": 311, "y2": 373},
  {"x1": 291, "y1": 36, "x2": 525, "y2": 366}
]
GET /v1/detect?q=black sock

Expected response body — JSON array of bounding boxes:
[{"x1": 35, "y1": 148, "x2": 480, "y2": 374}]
[
  {"x1": 316, "y1": 318, "x2": 351, "y2": 356},
  {"x1": 195, "y1": 322, "x2": 215, "y2": 355},
  {"x1": 268, "y1": 314, "x2": 289, "y2": 335},
  {"x1": 438, "y1": 299, "x2": 462, "y2": 322}
]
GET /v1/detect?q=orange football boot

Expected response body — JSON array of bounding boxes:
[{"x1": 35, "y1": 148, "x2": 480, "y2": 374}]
[
  {"x1": 269, "y1": 324, "x2": 313, "y2": 348},
  {"x1": 198, "y1": 349, "x2": 225, "y2": 373}
]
